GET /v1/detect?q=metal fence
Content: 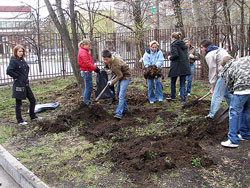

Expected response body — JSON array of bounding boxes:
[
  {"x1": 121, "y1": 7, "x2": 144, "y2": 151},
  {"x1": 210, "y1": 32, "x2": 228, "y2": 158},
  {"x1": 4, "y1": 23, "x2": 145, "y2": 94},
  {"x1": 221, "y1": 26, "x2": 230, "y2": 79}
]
[{"x1": 0, "y1": 24, "x2": 249, "y2": 85}]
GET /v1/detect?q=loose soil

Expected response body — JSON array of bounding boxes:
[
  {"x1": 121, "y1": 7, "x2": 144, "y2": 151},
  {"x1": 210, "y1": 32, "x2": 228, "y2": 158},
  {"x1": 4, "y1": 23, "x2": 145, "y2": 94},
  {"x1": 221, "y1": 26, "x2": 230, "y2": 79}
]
[{"x1": 36, "y1": 82, "x2": 231, "y2": 185}]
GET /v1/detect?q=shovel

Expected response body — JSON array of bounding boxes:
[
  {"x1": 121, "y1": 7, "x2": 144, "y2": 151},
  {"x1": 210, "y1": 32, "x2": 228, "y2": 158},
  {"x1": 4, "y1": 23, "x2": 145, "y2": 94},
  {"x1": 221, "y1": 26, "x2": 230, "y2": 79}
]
[
  {"x1": 182, "y1": 92, "x2": 211, "y2": 109},
  {"x1": 95, "y1": 75, "x2": 115, "y2": 101},
  {"x1": 214, "y1": 107, "x2": 229, "y2": 124}
]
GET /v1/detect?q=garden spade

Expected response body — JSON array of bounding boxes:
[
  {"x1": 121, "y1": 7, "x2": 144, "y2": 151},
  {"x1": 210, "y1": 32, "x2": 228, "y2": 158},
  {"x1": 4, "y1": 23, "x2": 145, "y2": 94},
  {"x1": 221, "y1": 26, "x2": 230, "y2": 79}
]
[
  {"x1": 95, "y1": 75, "x2": 115, "y2": 101},
  {"x1": 182, "y1": 92, "x2": 211, "y2": 109},
  {"x1": 214, "y1": 107, "x2": 229, "y2": 124}
]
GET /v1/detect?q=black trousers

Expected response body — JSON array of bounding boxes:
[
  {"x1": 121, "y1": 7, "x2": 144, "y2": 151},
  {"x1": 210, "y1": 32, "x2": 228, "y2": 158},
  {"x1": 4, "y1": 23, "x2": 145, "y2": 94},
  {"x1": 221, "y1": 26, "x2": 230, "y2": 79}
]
[{"x1": 15, "y1": 86, "x2": 36, "y2": 123}]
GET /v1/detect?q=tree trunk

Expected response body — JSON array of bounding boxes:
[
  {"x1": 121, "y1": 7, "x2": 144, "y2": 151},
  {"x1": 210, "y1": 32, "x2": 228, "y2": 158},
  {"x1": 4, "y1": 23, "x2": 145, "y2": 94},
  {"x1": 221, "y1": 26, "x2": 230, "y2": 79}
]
[
  {"x1": 222, "y1": 0, "x2": 236, "y2": 57},
  {"x1": 240, "y1": 0, "x2": 245, "y2": 57},
  {"x1": 133, "y1": 0, "x2": 145, "y2": 68},
  {"x1": 172, "y1": 0, "x2": 185, "y2": 38},
  {"x1": 209, "y1": 0, "x2": 218, "y2": 45},
  {"x1": 44, "y1": 0, "x2": 84, "y2": 95},
  {"x1": 191, "y1": 0, "x2": 203, "y2": 28}
]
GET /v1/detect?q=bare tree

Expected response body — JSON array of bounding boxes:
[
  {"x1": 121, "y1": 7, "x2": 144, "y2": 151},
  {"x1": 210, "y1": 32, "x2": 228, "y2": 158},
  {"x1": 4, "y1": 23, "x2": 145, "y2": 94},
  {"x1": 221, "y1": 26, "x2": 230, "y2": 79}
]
[
  {"x1": 191, "y1": 0, "x2": 203, "y2": 28},
  {"x1": 222, "y1": 0, "x2": 237, "y2": 57},
  {"x1": 172, "y1": 0, "x2": 185, "y2": 37},
  {"x1": 44, "y1": 0, "x2": 84, "y2": 94}
]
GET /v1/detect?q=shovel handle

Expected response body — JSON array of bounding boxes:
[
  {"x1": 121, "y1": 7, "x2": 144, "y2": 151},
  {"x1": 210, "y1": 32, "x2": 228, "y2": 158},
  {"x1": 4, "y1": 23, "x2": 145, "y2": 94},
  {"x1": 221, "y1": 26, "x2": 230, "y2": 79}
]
[
  {"x1": 95, "y1": 83, "x2": 109, "y2": 101},
  {"x1": 95, "y1": 75, "x2": 116, "y2": 101},
  {"x1": 198, "y1": 92, "x2": 211, "y2": 101}
]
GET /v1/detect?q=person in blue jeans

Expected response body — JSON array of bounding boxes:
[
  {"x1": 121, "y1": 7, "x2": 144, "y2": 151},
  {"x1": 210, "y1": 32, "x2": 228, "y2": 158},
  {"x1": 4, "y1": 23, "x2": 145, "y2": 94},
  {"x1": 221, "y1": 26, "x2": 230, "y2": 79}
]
[
  {"x1": 102, "y1": 50, "x2": 131, "y2": 120},
  {"x1": 200, "y1": 39, "x2": 232, "y2": 118},
  {"x1": 168, "y1": 32, "x2": 191, "y2": 103},
  {"x1": 143, "y1": 40, "x2": 164, "y2": 104},
  {"x1": 78, "y1": 39, "x2": 100, "y2": 105},
  {"x1": 183, "y1": 38, "x2": 200, "y2": 96},
  {"x1": 221, "y1": 56, "x2": 250, "y2": 148}
]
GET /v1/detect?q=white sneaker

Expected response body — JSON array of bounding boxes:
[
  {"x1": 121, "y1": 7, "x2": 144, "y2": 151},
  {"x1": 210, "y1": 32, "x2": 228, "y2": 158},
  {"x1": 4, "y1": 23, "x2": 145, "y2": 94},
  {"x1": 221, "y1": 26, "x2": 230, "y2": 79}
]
[
  {"x1": 31, "y1": 117, "x2": 42, "y2": 121},
  {"x1": 18, "y1": 121, "x2": 28, "y2": 125},
  {"x1": 178, "y1": 92, "x2": 180, "y2": 96},
  {"x1": 187, "y1": 93, "x2": 191, "y2": 96},
  {"x1": 238, "y1": 134, "x2": 246, "y2": 141},
  {"x1": 150, "y1": 101, "x2": 154, "y2": 104},
  {"x1": 221, "y1": 139, "x2": 239, "y2": 148},
  {"x1": 158, "y1": 99, "x2": 163, "y2": 102}
]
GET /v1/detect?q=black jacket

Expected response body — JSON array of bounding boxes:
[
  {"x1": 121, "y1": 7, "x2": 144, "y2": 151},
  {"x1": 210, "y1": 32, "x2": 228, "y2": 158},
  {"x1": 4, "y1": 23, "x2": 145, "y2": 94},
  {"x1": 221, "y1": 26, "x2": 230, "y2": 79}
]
[
  {"x1": 168, "y1": 40, "x2": 191, "y2": 77},
  {"x1": 7, "y1": 56, "x2": 30, "y2": 99}
]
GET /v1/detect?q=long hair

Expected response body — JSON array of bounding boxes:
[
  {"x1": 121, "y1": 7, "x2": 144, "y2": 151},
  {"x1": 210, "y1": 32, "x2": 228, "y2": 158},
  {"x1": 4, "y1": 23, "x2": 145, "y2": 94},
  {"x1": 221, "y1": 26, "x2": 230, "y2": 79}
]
[{"x1": 13, "y1": 45, "x2": 26, "y2": 60}]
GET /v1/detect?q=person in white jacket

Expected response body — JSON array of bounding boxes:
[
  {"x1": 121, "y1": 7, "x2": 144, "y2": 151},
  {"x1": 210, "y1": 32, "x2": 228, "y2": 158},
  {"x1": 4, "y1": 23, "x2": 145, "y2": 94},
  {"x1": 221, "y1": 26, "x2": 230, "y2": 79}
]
[{"x1": 200, "y1": 40, "x2": 232, "y2": 118}]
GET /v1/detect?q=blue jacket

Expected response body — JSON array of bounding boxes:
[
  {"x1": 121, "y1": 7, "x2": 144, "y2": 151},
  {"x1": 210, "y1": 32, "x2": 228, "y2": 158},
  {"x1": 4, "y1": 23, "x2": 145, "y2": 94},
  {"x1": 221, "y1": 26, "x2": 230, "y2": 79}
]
[{"x1": 143, "y1": 48, "x2": 164, "y2": 68}]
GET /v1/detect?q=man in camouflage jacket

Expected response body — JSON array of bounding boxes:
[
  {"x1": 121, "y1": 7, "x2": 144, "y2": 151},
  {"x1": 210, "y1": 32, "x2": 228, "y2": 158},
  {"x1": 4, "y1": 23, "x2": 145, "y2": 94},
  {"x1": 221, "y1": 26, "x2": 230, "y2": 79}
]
[{"x1": 221, "y1": 56, "x2": 250, "y2": 148}]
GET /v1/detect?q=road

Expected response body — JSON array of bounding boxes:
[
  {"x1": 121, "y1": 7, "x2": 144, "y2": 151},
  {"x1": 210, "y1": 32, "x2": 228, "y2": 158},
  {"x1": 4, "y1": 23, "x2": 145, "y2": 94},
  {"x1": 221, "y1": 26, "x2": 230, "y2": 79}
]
[{"x1": 0, "y1": 166, "x2": 21, "y2": 188}]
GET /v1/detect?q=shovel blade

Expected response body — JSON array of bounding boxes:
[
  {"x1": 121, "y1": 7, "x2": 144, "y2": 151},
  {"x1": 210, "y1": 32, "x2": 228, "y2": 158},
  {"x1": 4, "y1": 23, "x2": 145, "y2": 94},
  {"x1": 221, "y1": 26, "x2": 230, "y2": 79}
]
[{"x1": 214, "y1": 107, "x2": 229, "y2": 123}]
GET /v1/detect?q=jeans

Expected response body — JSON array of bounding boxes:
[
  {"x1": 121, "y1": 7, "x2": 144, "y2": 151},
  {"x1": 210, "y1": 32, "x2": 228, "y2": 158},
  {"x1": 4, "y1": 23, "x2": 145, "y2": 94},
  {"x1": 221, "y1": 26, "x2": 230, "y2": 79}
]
[
  {"x1": 147, "y1": 78, "x2": 163, "y2": 103},
  {"x1": 16, "y1": 86, "x2": 36, "y2": 123},
  {"x1": 81, "y1": 71, "x2": 93, "y2": 105},
  {"x1": 115, "y1": 79, "x2": 130, "y2": 117},
  {"x1": 171, "y1": 76, "x2": 186, "y2": 102},
  {"x1": 186, "y1": 63, "x2": 195, "y2": 94},
  {"x1": 209, "y1": 77, "x2": 232, "y2": 118},
  {"x1": 228, "y1": 94, "x2": 250, "y2": 144}
]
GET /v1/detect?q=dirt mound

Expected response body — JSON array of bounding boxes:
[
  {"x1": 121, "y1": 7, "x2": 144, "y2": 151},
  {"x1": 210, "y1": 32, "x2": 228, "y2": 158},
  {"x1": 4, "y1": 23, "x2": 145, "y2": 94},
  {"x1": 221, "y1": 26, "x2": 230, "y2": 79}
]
[
  {"x1": 126, "y1": 87, "x2": 148, "y2": 105},
  {"x1": 37, "y1": 103, "x2": 111, "y2": 133},
  {"x1": 106, "y1": 134, "x2": 212, "y2": 174}
]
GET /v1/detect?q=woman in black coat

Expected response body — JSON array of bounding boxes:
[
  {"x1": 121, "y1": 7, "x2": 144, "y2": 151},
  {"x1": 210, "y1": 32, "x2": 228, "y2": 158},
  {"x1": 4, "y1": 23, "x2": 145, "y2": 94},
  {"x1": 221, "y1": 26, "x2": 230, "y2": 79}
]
[
  {"x1": 7, "y1": 45, "x2": 41, "y2": 125},
  {"x1": 168, "y1": 32, "x2": 191, "y2": 103}
]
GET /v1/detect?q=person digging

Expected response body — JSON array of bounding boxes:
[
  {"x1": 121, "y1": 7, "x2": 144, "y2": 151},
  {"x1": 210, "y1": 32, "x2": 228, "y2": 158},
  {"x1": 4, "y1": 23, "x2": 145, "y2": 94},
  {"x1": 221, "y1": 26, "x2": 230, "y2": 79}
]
[{"x1": 102, "y1": 50, "x2": 131, "y2": 120}]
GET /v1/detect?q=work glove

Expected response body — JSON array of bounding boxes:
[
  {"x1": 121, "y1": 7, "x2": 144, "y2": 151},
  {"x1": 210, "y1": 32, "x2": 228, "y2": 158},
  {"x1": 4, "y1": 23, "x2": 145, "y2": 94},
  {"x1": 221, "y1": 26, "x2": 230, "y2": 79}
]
[
  {"x1": 107, "y1": 80, "x2": 112, "y2": 86},
  {"x1": 189, "y1": 54, "x2": 195, "y2": 59},
  {"x1": 95, "y1": 67, "x2": 100, "y2": 73}
]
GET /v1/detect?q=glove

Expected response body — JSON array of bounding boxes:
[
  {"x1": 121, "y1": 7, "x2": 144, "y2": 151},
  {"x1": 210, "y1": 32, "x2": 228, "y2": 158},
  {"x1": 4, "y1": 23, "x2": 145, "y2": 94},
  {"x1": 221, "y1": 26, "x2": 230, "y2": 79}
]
[
  {"x1": 107, "y1": 80, "x2": 112, "y2": 86},
  {"x1": 95, "y1": 67, "x2": 100, "y2": 73},
  {"x1": 189, "y1": 54, "x2": 195, "y2": 59},
  {"x1": 168, "y1": 55, "x2": 171, "y2": 60}
]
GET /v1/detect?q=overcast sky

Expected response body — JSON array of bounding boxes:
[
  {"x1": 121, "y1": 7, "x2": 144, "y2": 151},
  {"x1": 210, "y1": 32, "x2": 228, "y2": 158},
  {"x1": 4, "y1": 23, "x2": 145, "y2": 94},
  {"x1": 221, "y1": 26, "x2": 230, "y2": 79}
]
[{"x1": 0, "y1": 0, "x2": 113, "y2": 18}]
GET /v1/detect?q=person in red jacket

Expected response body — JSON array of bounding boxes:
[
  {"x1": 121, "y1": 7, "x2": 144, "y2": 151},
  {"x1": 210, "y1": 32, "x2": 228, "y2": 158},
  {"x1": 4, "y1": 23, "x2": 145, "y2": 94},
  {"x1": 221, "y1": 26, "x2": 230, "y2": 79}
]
[{"x1": 78, "y1": 39, "x2": 100, "y2": 104}]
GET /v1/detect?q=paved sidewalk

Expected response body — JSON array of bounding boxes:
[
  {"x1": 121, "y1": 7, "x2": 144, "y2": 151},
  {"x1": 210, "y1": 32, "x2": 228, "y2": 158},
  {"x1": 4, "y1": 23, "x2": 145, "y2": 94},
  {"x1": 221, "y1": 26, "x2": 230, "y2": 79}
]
[{"x1": 0, "y1": 166, "x2": 21, "y2": 188}]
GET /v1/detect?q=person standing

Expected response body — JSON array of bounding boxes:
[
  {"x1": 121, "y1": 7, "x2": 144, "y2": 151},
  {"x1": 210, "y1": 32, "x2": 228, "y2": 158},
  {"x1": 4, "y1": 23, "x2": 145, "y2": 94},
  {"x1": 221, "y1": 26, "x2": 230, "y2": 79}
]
[
  {"x1": 200, "y1": 39, "x2": 232, "y2": 119},
  {"x1": 221, "y1": 56, "x2": 250, "y2": 148},
  {"x1": 78, "y1": 39, "x2": 100, "y2": 105},
  {"x1": 143, "y1": 40, "x2": 164, "y2": 104},
  {"x1": 168, "y1": 32, "x2": 191, "y2": 103},
  {"x1": 102, "y1": 50, "x2": 131, "y2": 120},
  {"x1": 7, "y1": 45, "x2": 41, "y2": 125},
  {"x1": 183, "y1": 38, "x2": 200, "y2": 96}
]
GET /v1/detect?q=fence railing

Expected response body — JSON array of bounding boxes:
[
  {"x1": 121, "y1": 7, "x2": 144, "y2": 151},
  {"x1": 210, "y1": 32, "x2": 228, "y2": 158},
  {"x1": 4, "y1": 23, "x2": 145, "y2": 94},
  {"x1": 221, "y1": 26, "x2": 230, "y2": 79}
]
[{"x1": 0, "y1": 24, "x2": 249, "y2": 85}]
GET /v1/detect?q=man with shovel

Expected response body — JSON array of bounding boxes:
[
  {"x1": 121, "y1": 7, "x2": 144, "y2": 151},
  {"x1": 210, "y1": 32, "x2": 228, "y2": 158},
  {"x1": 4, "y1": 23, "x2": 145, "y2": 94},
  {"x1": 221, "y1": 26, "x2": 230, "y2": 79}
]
[
  {"x1": 220, "y1": 56, "x2": 250, "y2": 148},
  {"x1": 200, "y1": 40, "x2": 232, "y2": 119},
  {"x1": 102, "y1": 50, "x2": 131, "y2": 120}
]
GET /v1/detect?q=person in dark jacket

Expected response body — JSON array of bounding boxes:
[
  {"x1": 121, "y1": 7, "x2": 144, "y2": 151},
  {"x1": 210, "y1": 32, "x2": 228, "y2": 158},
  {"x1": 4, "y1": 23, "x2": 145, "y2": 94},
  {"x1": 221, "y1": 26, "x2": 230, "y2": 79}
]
[
  {"x1": 78, "y1": 39, "x2": 100, "y2": 105},
  {"x1": 168, "y1": 32, "x2": 191, "y2": 103},
  {"x1": 7, "y1": 45, "x2": 41, "y2": 125}
]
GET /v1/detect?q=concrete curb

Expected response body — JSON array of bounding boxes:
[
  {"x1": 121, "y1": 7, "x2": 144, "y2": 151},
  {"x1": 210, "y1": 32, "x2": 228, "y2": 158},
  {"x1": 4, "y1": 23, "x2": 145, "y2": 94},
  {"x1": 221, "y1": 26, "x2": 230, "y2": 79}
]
[{"x1": 0, "y1": 145, "x2": 50, "y2": 188}]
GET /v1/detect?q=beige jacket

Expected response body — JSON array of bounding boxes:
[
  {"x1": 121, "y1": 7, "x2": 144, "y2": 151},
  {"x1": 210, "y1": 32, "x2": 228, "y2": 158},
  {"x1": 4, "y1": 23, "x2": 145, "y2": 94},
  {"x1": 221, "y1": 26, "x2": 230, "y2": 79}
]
[
  {"x1": 107, "y1": 55, "x2": 131, "y2": 84},
  {"x1": 205, "y1": 48, "x2": 230, "y2": 85}
]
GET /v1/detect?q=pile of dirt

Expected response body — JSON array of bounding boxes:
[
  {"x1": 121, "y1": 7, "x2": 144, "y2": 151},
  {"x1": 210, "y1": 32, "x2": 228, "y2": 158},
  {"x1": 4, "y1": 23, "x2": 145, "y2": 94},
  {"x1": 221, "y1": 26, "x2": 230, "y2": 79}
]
[
  {"x1": 144, "y1": 65, "x2": 164, "y2": 79},
  {"x1": 37, "y1": 103, "x2": 111, "y2": 133},
  {"x1": 106, "y1": 134, "x2": 213, "y2": 175},
  {"x1": 126, "y1": 87, "x2": 148, "y2": 105}
]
